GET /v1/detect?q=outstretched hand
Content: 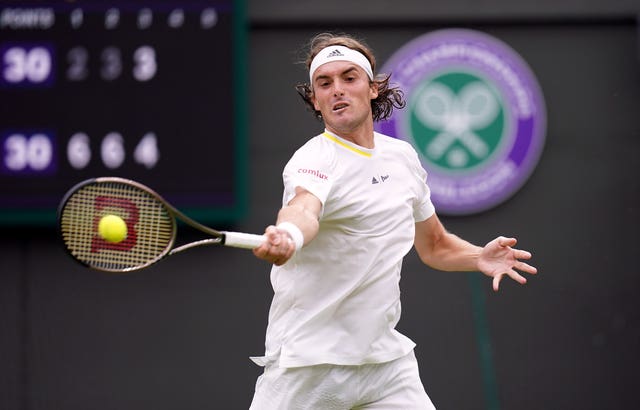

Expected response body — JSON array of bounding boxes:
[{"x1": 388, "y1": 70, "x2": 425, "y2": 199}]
[{"x1": 478, "y1": 236, "x2": 537, "y2": 291}]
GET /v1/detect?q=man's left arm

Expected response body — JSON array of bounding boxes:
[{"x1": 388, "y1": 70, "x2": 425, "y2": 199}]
[{"x1": 414, "y1": 214, "x2": 537, "y2": 291}]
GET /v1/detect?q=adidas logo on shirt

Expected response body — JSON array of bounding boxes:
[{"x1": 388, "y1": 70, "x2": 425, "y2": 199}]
[{"x1": 371, "y1": 175, "x2": 390, "y2": 184}]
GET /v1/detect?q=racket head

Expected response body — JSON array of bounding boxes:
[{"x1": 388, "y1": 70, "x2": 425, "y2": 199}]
[{"x1": 58, "y1": 177, "x2": 177, "y2": 272}]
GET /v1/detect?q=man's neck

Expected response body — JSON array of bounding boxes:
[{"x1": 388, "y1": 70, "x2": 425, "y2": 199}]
[{"x1": 326, "y1": 122, "x2": 375, "y2": 149}]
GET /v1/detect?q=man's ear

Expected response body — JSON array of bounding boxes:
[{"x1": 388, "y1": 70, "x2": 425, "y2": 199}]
[{"x1": 370, "y1": 82, "x2": 379, "y2": 100}]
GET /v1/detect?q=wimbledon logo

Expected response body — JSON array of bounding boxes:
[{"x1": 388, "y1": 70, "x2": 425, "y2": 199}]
[{"x1": 376, "y1": 29, "x2": 546, "y2": 215}]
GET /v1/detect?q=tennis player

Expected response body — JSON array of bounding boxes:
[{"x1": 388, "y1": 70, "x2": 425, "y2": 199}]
[{"x1": 250, "y1": 32, "x2": 537, "y2": 409}]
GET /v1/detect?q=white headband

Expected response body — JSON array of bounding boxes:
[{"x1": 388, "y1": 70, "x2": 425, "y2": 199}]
[{"x1": 309, "y1": 45, "x2": 374, "y2": 83}]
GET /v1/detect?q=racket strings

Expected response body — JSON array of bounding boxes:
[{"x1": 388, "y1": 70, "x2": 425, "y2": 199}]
[{"x1": 60, "y1": 180, "x2": 175, "y2": 271}]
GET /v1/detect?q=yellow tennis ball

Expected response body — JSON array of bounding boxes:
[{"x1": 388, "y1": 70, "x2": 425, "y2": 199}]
[{"x1": 98, "y1": 214, "x2": 128, "y2": 243}]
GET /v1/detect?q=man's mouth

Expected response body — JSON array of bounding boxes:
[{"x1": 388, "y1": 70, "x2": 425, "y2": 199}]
[{"x1": 332, "y1": 102, "x2": 348, "y2": 112}]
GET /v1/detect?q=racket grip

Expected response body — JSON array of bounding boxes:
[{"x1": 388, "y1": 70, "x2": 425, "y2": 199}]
[{"x1": 223, "y1": 231, "x2": 267, "y2": 249}]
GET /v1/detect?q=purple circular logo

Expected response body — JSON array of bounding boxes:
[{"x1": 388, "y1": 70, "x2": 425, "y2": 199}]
[{"x1": 376, "y1": 29, "x2": 546, "y2": 215}]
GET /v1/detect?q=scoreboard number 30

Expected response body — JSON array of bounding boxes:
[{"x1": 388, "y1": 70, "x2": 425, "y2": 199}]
[{"x1": 2, "y1": 132, "x2": 159, "y2": 175}]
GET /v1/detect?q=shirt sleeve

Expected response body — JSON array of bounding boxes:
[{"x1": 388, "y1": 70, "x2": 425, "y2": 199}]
[
  {"x1": 281, "y1": 141, "x2": 334, "y2": 209},
  {"x1": 414, "y1": 182, "x2": 436, "y2": 222},
  {"x1": 407, "y1": 146, "x2": 436, "y2": 222}
]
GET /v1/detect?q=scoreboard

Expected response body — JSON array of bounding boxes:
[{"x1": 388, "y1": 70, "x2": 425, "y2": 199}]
[{"x1": 0, "y1": 1, "x2": 247, "y2": 225}]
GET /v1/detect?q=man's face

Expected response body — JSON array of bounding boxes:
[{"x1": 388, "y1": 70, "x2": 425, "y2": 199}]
[{"x1": 311, "y1": 60, "x2": 378, "y2": 135}]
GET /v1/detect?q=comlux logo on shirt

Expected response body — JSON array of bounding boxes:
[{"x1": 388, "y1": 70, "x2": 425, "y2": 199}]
[{"x1": 298, "y1": 168, "x2": 328, "y2": 180}]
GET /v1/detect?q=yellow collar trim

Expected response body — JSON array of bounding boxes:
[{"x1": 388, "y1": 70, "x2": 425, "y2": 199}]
[{"x1": 322, "y1": 132, "x2": 372, "y2": 158}]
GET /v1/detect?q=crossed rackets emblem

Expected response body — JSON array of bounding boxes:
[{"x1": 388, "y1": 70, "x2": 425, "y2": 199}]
[{"x1": 414, "y1": 81, "x2": 499, "y2": 168}]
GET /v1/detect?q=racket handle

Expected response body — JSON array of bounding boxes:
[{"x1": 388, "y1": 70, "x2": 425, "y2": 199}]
[{"x1": 223, "y1": 231, "x2": 266, "y2": 249}]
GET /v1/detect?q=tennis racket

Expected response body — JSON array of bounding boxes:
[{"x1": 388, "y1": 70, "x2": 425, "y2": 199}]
[{"x1": 58, "y1": 177, "x2": 266, "y2": 273}]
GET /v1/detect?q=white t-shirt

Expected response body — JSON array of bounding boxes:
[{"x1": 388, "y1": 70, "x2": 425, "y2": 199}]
[{"x1": 253, "y1": 130, "x2": 435, "y2": 368}]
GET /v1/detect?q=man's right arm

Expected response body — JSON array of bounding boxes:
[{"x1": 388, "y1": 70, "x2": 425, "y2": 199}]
[{"x1": 253, "y1": 187, "x2": 322, "y2": 266}]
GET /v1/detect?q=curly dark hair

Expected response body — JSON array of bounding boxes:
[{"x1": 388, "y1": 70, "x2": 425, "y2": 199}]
[{"x1": 295, "y1": 33, "x2": 405, "y2": 122}]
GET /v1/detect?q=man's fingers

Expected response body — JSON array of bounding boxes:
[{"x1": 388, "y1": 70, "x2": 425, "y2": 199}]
[
  {"x1": 514, "y1": 249, "x2": 532, "y2": 260},
  {"x1": 508, "y1": 269, "x2": 527, "y2": 285},
  {"x1": 492, "y1": 268, "x2": 530, "y2": 291},
  {"x1": 492, "y1": 274, "x2": 502, "y2": 292},
  {"x1": 515, "y1": 261, "x2": 538, "y2": 274},
  {"x1": 256, "y1": 231, "x2": 296, "y2": 265},
  {"x1": 498, "y1": 236, "x2": 517, "y2": 247}
]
